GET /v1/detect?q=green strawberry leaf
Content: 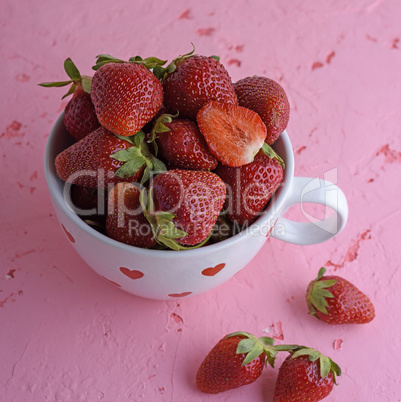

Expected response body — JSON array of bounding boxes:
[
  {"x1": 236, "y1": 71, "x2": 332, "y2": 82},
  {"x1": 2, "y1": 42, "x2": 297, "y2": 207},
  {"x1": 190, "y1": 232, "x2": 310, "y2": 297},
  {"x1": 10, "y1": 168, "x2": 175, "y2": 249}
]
[
  {"x1": 148, "y1": 113, "x2": 178, "y2": 144},
  {"x1": 261, "y1": 143, "x2": 285, "y2": 169},
  {"x1": 156, "y1": 44, "x2": 196, "y2": 81},
  {"x1": 81, "y1": 76, "x2": 92, "y2": 94},
  {"x1": 38, "y1": 80, "x2": 74, "y2": 88},
  {"x1": 226, "y1": 332, "x2": 280, "y2": 368},
  {"x1": 61, "y1": 83, "x2": 77, "y2": 99},
  {"x1": 317, "y1": 267, "x2": 327, "y2": 279},
  {"x1": 111, "y1": 147, "x2": 147, "y2": 178},
  {"x1": 134, "y1": 130, "x2": 146, "y2": 148},
  {"x1": 38, "y1": 58, "x2": 87, "y2": 99},
  {"x1": 306, "y1": 268, "x2": 338, "y2": 316},
  {"x1": 241, "y1": 343, "x2": 265, "y2": 366},
  {"x1": 129, "y1": 56, "x2": 168, "y2": 70},
  {"x1": 96, "y1": 54, "x2": 123, "y2": 63},
  {"x1": 291, "y1": 347, "x2": 341, "y2": 383},
  {"x1": 64, "y1": 58, "x2": 82, "y2": 81},
  {"x1": 150, "y1": 155, "x2": 167, "y2": 173}
]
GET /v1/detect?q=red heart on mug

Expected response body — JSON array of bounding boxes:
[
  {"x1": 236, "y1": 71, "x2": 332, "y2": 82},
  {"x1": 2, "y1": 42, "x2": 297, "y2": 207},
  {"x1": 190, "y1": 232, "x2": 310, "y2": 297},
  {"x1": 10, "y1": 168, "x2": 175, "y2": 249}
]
[
  {"x1": 119, "y1": 267, "x2": 144, "y2": 280},
  {"x1": 202, "y1": 263, "x2": 226, "y2": 277},
  {"x1": 168, "y1": 291, "x2": 192, "y2": 298},
  {"x1": 61, "y1": 224, "x2": 75, "y2": 243}
]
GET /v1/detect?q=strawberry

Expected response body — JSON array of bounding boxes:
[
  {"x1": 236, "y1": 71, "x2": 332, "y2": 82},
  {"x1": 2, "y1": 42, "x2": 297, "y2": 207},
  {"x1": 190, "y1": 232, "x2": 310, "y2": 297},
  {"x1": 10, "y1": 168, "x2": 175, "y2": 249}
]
[
  {"x1": 306, "y1": 267, "x2": 375, "y2": 324},
  {"x1": 274, "y1": 347, "x2": 341, "y2": 402},
  {"x1": 196, "y1": 332, "x2": 288, "y2": 394},
  {"x1": 39, "y1": 58, "x2": 100, "y2": 141},
  {"x1": 215, "y1": 145, "x2": 284, "y2": 226},
  {"x1": 143, "y1": 169, "x2": 226, "y2": 249},
  {"x1": 69, "y1": 184, "x2": 107, "y2": 233},
  {"x1": 234, "y1": 76, "x2": 290, "y2": 145},
  {"x1": 91, "y1": 56, "x2": 164, "y2": 136},
  {"x1": 106, "y1": 183, "x2": 156, "y2": 249},
  {"x1": 151, "y1": 115, "x2": 218, "y2": 171},
  {"x1": 197, "y1": 101, "x2": 267, "y2": 167},
  {"x1": 208, "y1": 213, "x2": 239, "y2": 244},
  {"x1": 55, "y1": 128, "x2": 165, "y2": 189},
  {"x1": 162, "y1": 51, "x2": 238, "y2": 120}
]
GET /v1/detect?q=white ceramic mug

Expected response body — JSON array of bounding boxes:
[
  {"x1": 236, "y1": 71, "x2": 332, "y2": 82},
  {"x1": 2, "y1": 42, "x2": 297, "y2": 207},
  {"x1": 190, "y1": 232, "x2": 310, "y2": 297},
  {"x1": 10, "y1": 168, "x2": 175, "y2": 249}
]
[{"x1": 44, "y1": 114, "x2": 348, "y2": 300}]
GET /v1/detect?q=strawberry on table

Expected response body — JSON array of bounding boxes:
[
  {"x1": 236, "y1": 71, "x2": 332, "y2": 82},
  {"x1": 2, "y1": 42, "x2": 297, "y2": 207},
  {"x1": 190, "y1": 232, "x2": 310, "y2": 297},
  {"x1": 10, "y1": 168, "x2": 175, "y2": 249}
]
[
  {"x1": 196, "y1": 331, "x2": 296, "y2": 394},
  {"x1": 234, "y1": 76, "x2": 290, "y2": 145},
  {"x1": 306, "y1": 267, "x2": 375, "y2": 324},
  {"x1": 143, "y1": 169, "x2": 226, "y2": 249},
  {"x1": 55, "y1": 128, "x2": 165, "y2": 189},
  {"x1": 162, "y1": 49, "x2": 238, "y2": 120},
  {"x1": 197, "y1": 101, "x2": 267, "y2": 167},
  {"x1": 273, "y1": 347, "x2": 341, "y2": 402},
  {"x1": 106, "y1": 182, "x2": 156, "y2": 249},
  {"x1": 151, "y1": 114, "x2": 218, "y2": 171},
  {"x1": 39, "y1": 58, "x2": 100, "y2": 141},
  {"x1": 215, "y1": 145, "x2": 284, "y2": 226},
  {"x1": 91, "y1": 55, "x2": 164, "y2": 136}
]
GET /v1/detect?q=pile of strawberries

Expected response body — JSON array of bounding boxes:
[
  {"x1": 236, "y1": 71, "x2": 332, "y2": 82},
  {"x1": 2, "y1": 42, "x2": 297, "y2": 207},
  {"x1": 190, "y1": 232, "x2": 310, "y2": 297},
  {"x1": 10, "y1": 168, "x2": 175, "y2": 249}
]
[
  {"x1": 41, "y1": 47, "x2": 289, "y2": 250},
  {"x1": 42, "y1": 49, "x2": 377, "y2": 401}
]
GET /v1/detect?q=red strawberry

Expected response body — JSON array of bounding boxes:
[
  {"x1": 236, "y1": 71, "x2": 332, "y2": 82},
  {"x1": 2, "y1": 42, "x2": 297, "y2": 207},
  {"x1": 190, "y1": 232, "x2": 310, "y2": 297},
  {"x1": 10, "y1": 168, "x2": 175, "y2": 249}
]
[
  {"x1": 39, "y1": 58, "x2": 100, "y2": 141},
  {"x1": 274, "y1": 347, "x2": 341, "y2": 402},
  {"x1": 55, "y1": 127, "x2": 164, "y2": 189},
  {"x1": 196, "y1": 332, "x2": 282, "y2": 394},
  {"x1": 306, "y1": 267, "x2": 375, "y2": 324},
  {"x1": 215, "y1": 146, "x2": 284, "y2": 226},
  {"x1": 70, "y1": 184, "x2": 106, "y2": 214},
  {"x1": 106, "y1": 183, "x2": 156, "y2": 249},
  {"x1": 91, "y1": 59, "x2": 163, "y2": 136},
  {"x1": 234, "y1": 76, "x2": 290, "y2": 145},
  {"x1": 152, "y1": 115, "x2": 218, "y2": 170},
  {"x1": 64, "y1": 87, "x2": 101, "y2": 141},
  {"x1": 143, "y1": 169, "x2": 226, "y2": 249},
  {"x1": 162, "y1": 53, "x2": 238, "y2": 120},
  {"x1": 197, "y1": 101, "x2": 267, "y2": 167}
]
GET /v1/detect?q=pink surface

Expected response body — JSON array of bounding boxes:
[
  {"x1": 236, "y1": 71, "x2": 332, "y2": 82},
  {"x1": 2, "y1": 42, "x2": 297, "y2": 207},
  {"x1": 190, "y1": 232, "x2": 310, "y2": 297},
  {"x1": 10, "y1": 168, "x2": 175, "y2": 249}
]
[{"x1": 1, "y1": 0, "x2": 401, "y2": 400}]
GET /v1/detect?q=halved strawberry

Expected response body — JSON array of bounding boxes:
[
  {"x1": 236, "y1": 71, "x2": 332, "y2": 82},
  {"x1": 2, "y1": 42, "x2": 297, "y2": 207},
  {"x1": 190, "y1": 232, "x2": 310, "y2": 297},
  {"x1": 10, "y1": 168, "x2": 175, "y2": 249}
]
[
  {"x1": 234, "y1": 76, "x2": 290, "y2": 145},
  {"x1": 152, "y1": 115, "x2": 218, "y2": 171},
  {"x1": 197, "y1": 101, "x2": 267, "y2": 167},
  {"x1": 106, "y1": 182, "x2": 156, "y2": 249}
]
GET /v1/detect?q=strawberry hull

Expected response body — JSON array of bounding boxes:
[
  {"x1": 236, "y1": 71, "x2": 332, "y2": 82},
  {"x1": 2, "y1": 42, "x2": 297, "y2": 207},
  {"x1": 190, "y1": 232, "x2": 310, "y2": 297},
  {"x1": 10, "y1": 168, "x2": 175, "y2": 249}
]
[{"x1": 45, "y1": 113, "x2": 348, "y2": 300}]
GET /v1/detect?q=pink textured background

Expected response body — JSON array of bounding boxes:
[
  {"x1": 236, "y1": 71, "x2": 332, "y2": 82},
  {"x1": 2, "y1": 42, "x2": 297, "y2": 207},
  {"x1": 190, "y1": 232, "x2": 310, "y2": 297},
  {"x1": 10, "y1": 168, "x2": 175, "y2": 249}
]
[{"x1": 1, "y1": 0, "x2": 401, "y2": 401}]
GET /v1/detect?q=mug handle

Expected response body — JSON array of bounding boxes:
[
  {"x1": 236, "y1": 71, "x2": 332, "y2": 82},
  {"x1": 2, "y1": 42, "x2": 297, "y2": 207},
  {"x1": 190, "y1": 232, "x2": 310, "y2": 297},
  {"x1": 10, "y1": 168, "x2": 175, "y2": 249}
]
[{"x1": 270, "y1": 177, "x2": 348, "y2": 245}]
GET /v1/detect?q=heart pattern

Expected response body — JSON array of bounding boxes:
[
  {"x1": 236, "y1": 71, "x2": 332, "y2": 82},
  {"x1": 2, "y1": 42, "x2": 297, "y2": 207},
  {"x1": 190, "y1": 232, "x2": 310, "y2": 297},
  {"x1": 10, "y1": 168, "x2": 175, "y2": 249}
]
[
  {"x1": 119, "y1": 267, "x2": 144, "y2": 280},
  {"x1": 61, "y1": 224, "x2": 75, "y2": 243},
  {"x1": 168, "y1": 291, "x2": 192, "y2": 298},
  {"x1": 202, "y1": 263, "x2": 226, "y2": 277}
]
